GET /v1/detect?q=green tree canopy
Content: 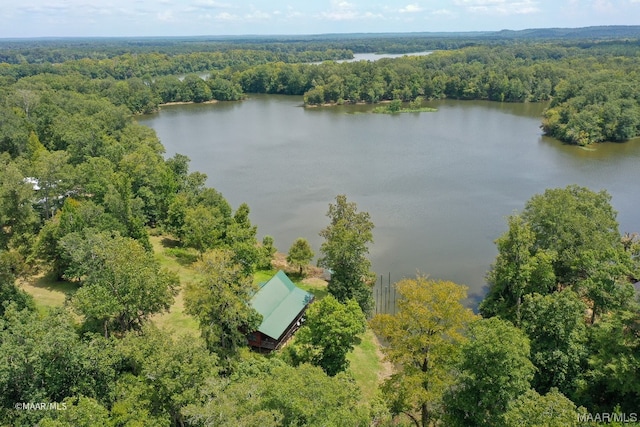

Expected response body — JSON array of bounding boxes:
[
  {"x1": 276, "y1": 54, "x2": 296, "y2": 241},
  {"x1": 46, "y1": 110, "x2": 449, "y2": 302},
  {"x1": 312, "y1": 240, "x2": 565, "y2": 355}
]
[
  {"x1": 257, "y1": 235, "x2": 276, "y2": 270},
  {"x1": 286, "y1": 237, "x2": 314, "y2": 276},
  {"x1": 444, "y1": 317, "x2": 535, "y2": 427},
  {"x1": 578, "y1": 309, "x2": 640, "y2": 413},
  {"x1": 287, "y1": 295, "x2": 366, "y2": 376},
  {"x1": 480, "y1": 214, "x2": 556, "y2": 325},
  {"x1": 183, "y1": 363, "x2": 369, "y2": 427},
  {"x1": 38, "y1": 396, "x2": 113, "y2": 427},
  {"x1": 70, "y1": 233, "x2": 178, "y2": 337},
  {"x1": 370, "y1": 277, "x2": 477, "y2": 427},
  {"x1": 184, "y1": 249, "x2": 262, "y2": 363},
  {"x1": 114, "y1": 326, "x2": 219, "y2": 427},
  {"x1": 0, "y1": 305, "x2": 121, "y2": 424},
  {"x1": 522, "y1": 185, "x2": 629, "y2": 286},
  {"x1": 520, "y1": 290, "x2": 588, "y2": 398},
  {"x1": 0, "y1": 158, "x2": 38, "y2": 251},
  {"x1": 502, "y1": 388, "x2": 580, "y2": 427},
  {"x1": 224, "y1": 202, "x2": 260, "y2": 276},
  {"x1": 484, "y1": 185, "x2": 636, "y2": 325},
  {"x1": 319, "y1": 194, "x2": 375, "y2": 314},
  {"x1": 182, "y1": 204, "x2": 227, "y2": 255}
]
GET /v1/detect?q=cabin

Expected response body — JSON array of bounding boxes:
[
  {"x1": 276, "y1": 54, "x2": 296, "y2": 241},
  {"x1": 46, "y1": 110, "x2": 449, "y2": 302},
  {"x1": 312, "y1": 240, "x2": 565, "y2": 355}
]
[{"x1": 247, "y1": 270, "x2": 314, "y2": 352}]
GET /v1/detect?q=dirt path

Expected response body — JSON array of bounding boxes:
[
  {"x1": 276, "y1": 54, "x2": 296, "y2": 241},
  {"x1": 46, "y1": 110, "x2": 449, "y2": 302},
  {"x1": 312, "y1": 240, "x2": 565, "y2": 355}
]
[{"x1": 371, "y1": 331, "x2": 393, "y2": 382}]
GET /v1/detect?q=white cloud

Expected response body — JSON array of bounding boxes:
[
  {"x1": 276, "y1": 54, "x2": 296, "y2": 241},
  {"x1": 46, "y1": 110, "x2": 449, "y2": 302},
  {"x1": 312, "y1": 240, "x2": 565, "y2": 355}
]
[
  {"x1": 321, "y1": 0, "x2": 358, "y2": 21},
  {"x1": 157, "y1": 9, "x2": 175, "y2": 21},
  {"x1": 454, "y1": 0, "x2": 540, "y2": 15},
  {"x1": 400, "y1": 4, "x2": 424, "y2": 13},
  {"x1": 18, "y1": 3, "x2": 72, "y2": 14},
  {"x1": 191, "y1": 0, "x2": 233, "y2": 9},
  {"x1": 593, "y1": 0, "x2": 614, "y2": 12},
  {"x1": 214, "y1": 11, "x2": 239, "y2": 21},
  {"x1": 432, "y1": 8, "x2": 454, "y2": 16},
  {"x1": 245, "y1": 10, "x2": 271, "y2": 21},
  {"x1": 363, "y1": 11, "x2": 384, "y2": 19},
  {"x1": 320, "y1": 0, "x2": 383, "y2": 21}
]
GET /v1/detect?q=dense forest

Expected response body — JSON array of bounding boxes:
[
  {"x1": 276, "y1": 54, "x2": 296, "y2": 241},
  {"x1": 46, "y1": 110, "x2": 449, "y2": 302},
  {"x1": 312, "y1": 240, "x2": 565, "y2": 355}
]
[
  {"x1": 1, "y1": 29, "x2": 640, "y2": 426},
  {"x1": 2, "y1": 27, "x2": 640, "y2": 144}
]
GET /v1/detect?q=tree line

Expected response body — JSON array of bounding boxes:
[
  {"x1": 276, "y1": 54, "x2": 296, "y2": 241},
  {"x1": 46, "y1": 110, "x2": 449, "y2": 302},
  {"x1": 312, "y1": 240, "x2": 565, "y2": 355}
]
[{"x1": 3, "y1": 40, "x2": 639, "y2": 144}]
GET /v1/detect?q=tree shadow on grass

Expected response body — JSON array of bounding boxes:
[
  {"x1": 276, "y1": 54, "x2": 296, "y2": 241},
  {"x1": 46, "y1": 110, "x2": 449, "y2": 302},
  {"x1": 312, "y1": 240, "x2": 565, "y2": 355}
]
[
  {"x1": 31, "y1": 272, "x2": 79, "y2": 296},
  {"x1": 163, "y1": 247, "x2": 199, "y2": 266},
  {"x1": 161, "y1": 236, "x2": 181, "y2": 248},
  {"x1": 298, "y1": 281, "x2": 329, "y2": 301}
]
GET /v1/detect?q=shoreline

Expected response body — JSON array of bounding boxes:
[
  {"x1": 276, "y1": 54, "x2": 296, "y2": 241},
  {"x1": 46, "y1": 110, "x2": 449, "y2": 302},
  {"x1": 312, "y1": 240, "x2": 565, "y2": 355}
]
[
  {"x1": 160, "y1": 100, "x2": 219, "y2": 107},
  {"x1": 304, "y1": 100, "x2": 388, "y2": 108}
]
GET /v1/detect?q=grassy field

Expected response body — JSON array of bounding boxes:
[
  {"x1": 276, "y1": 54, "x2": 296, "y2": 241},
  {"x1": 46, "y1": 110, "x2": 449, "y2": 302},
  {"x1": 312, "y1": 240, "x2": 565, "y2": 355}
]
[
  {"x1": 348, "y1": 327, "x2": 390, "y2": 402},
  {"x1": 18, "y1": 273, "x2": 78, "y2": 314},
  {"x1": 149, "y1": 235, "x2": 200, "y2": 337}
]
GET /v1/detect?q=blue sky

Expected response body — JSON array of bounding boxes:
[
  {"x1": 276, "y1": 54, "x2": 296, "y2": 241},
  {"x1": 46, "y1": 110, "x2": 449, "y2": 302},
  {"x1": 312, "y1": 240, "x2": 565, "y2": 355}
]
[{"x1": 1, "y1": 0, "x2": 639, "y2": 38}]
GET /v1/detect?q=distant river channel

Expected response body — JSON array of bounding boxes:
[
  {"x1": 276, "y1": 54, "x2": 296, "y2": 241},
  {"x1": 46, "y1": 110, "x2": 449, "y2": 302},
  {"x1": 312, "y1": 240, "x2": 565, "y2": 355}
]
[{"x1": 138, "y1": 95, "x2": 640, "y2": 306}]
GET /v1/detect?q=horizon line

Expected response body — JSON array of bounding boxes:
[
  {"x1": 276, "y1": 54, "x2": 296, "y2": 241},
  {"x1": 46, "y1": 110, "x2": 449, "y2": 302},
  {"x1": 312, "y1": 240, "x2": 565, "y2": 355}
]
[{"x1": 1, "y1": 24, "x2": 639, "y2": 42}]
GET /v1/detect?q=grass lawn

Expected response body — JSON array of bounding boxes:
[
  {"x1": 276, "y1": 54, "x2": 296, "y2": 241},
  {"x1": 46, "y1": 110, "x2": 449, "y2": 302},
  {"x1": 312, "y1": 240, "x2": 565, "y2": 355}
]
[
  {"x1": 18, "y1": 272, "x2": 78, "y2": 314},
  {"x1": 348, "y1": 327, "x2": 389, "y2": 402},
  {"x1": 149, "y1": 235, "x2": 200, "y2": 337}
]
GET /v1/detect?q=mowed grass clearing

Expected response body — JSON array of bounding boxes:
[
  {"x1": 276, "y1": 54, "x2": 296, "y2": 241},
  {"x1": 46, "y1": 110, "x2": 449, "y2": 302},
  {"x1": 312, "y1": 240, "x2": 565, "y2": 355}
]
[
  {"x1": 18, "y1": 272, "x2": 78, "y2": 314},
  {"x1": 149, "y1": 234, "x2": 200, "y2": 337}
]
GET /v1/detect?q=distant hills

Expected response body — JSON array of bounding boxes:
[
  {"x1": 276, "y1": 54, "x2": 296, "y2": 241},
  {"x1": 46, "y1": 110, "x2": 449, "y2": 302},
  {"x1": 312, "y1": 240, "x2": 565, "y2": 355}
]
[{"x1": 487, "y1": 25, "x2": 640, "y2": 39}]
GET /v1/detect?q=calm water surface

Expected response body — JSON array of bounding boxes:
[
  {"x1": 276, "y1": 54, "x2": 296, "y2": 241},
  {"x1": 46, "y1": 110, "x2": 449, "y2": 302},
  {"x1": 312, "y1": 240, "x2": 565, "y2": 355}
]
[{"x1": 138, "y1": 95, "x2": 640, "y2": 303}]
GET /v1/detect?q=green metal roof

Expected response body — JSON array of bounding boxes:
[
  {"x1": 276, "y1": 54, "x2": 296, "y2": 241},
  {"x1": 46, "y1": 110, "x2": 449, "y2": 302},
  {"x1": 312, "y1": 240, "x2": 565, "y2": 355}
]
[{"x1": 250, "y1": 270, "x2": 314, "y2": 340}]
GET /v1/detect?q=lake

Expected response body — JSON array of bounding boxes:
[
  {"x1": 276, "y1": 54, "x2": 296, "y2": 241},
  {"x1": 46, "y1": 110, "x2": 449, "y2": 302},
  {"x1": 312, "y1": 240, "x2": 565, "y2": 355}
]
[
  {"x1": 138, "y1": 95, "x2": 640, "y2": 306},
  {"x1": 321, "y1": 51, "x2": 432, "y2": 64}
]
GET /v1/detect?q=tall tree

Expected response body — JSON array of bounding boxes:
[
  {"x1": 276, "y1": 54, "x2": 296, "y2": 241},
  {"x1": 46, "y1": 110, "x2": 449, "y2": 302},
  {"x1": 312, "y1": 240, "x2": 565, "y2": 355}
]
[
  {"x1": 521, "y1": 185, "x2": 630, "y2": 286},
  {"x1": 443, "y1": 317, "x2": 535, "y2": 427},
  {"x1": 480, "y1": 215, "x2": 556, "y2": 325},
  {"x1": 224, "y1": 203, "x2": 259, "y2": 276},
  {"x1": 521, "y1": 185, "x2": 635, "y2": 322},
  {"x1": 286, "y1": 237, "x2": 314, "y2": 276},
  {"x1": 318, "y1": 194, "x2": 375, "y2": 314},
  {"x1": 370, "y1": 277, "x2": 477, "y2": 427},
  {"x1": 257, "y1": 235, "x2": 277, "y2": 270},
  {"x1": 35, "y1": 198, "x2": 125, "y2": 279},
  {"x1": 502, "y1": 389, "x2": 580, "y2": 427},
  {"x1": 0, "y1": 159, "x2": 38, "y2": 251},
  {"x1": 38, "y1": 396, "x2": 113, "y2": 427},
  {"x1": 0, "y1": 304, "x2": 121, "y2": 425},
  {"x1": 182, "y1": 204, "x2": 226, "y2": 256},
  {"x1": 184, "y1": 249, "x2": 262, "y2": 362},
  {"x1": 0, "y1": 250, "x2": 34, "y2": 315},
  {"x1": 103, "y1": 173, "x2": 150, "y2": 250},
  {"x1": 113, "y1": 326, "x2": 219, "y2": 427},
  {"x1": 31, "y1": 149, "x2": 73, "y2": 220},
  {"x1": 70, "y1": 233, "x2": 178, "y2": 337},
  {"x1": 520, "y1": 290, "x2": 588, "y2": 397},
  {"x1": 578, "y1": 309, "x2": 640, "y2": 413},
  {"x1": 287, "y1": 295, "x2": 366, "y2": 376}
]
